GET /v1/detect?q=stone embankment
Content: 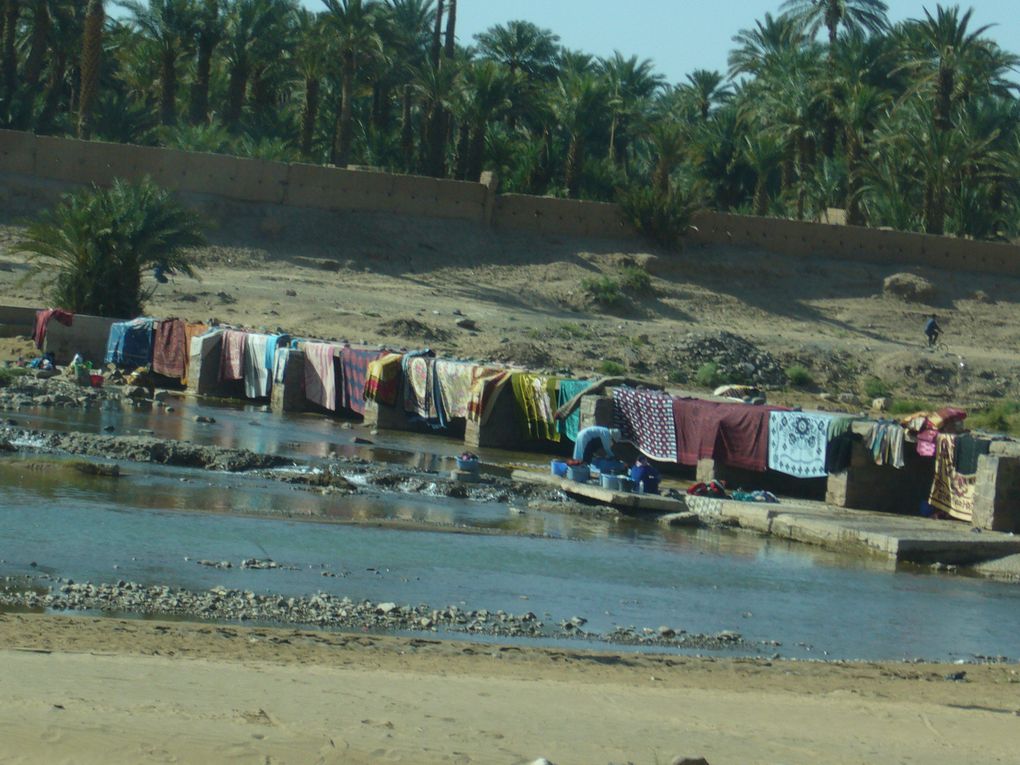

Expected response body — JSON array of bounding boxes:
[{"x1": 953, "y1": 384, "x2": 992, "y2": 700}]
[{"x1": 0, "y1": 576, "x2": 756, "y2": 651}]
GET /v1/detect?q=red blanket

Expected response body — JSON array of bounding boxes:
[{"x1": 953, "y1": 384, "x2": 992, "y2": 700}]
[
  {"x1": 673, "y1": 398, "x2": 776, "y2": 472},
  {"x1": 32, "y1": 308, "x2": 73, "y2": 350},
  {"x1": 219, "y1": 329, "x2": 247, "y2": 382},
  {"x1": 152, "y1": 318, "x2": 187, "y2": 379}
]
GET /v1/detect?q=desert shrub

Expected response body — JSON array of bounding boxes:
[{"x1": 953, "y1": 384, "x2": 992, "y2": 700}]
[
  {"x1": 16, "y1": 178, "x2": 204, "y2": 318},
  {"x1": 617, "y1": 185, "x2": 704, "y2": 249},
  {"x1": 969, "y1": 402, "x2": 1020, "y2": 435},
  {"x1": 695, "y1": 362, "x2": 724, "y2": 388},
  {"x1": 600, "y1": 360, "x2": 627, "y2": 376},
  {"x1": 619, "y1": 265, "x2": 651, "y2": 293},
  {"x1": 582, "y1": 276, "x2": 624, "y2": 307},
  {"x1": 785, "y1": 364, "x2": 814, "y2": 388},
  {"x1": 558, "y1": 322, "x2": 586, "y2": 339},
  {"x1": 862, "y1": 376, "x2": 891, "y2": 399}
]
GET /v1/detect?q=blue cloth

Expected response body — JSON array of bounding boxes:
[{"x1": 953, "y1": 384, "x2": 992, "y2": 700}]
[
  {"x1": 629, "y1": 463, "x2": 660, "y2": 494},
  {"x1": 573, "y1": 426, "x2": 616, "y2": 462},
  {"x1": 104, "y1": 318, "x2": 155, "y2": 368},
  {"x1": 263, "y1": 334, "x2": 289, "y2": 394},
  {"x1": 557, "y1": 379, "x2": 591, "y2": 442}
]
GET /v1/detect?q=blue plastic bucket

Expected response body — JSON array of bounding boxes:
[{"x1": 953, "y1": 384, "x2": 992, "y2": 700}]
[{"x1": 550, "y1": 460, "x2": 568, "y2": 478}]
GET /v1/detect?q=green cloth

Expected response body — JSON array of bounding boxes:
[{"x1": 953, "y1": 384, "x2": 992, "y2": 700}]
[
  {"x1": 557, "y1": 379, "x2": 591, "y2": 442},
  {"x1": 511, "y1": 372, "x2": 560, "y2": 442}
]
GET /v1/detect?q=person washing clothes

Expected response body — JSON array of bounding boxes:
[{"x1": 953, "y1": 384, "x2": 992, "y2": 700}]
[
  {"x1": 573, "y1": 426, "x2": 622, "y2": 463},
  {"x1": 924, "y1": 314, "x2": 941, "y2": 347},
  {"x1": 629, "y1": 457, "x2": 660, "y2": 494}
]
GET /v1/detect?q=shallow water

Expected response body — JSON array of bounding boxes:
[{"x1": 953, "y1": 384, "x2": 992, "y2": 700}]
[{"x1": 3, "y1": 439, "x2": 1020, "y2": 661}]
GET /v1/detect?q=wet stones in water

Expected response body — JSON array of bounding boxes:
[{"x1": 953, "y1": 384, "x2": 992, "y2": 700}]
[
  {"x1": 70, "y1": 461, "x2": 121, "y2": 478},
  {"x1": 194, "y1": 415, "x2": 216, "y2": 424},
  {"x1": 240, "y1": 558, "x2": 279, "y2": 570}
]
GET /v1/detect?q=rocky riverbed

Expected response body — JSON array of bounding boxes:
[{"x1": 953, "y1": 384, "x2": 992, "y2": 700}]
[{"x1": 0, "y1": 574, "x2": 759, "y2": 652}]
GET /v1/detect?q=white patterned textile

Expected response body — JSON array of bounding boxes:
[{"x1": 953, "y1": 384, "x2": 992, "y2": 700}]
[{"x1": 767, "y1": 411, "x2": 832, "y2": 478}]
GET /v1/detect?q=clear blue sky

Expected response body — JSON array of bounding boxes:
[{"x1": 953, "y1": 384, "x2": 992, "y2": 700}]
[{"x1": 450, "y1": 0, "x2": 1019, "y2": 85}]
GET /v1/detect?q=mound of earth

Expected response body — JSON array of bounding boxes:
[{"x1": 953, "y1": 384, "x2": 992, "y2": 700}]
[
  {"x1": 380, "y1": 318, "x2": 451, "y2": 344},
  {"x1": 883, "y1": 273, "x2": 936, "y2": 303}
]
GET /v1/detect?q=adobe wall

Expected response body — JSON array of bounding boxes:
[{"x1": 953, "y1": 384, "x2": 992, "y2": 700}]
[
  {"x1": 5, "y1": 129, "x2": 1020, "y2": 275},
  {"x1": 43, "y1": 314, "x2": 116, "y2": 366}
]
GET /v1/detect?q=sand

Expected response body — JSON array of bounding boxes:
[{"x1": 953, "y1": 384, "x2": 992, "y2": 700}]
[{"x1": 2, "y1": 613, "x2": 1019, "y2": 765}]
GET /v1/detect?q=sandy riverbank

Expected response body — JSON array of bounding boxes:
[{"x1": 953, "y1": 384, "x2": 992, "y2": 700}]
[{"x1": 1, "y1": 613, "x2": 1019, "y2": 765}]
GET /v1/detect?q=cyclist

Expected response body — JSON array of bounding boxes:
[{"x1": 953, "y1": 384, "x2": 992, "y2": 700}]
[{"x1": 924, "y1": 314, "x2": 942, "y2": 347}]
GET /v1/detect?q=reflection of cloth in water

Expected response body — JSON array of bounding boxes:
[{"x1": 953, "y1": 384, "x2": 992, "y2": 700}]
[
  {"x1": 219, "y1": 329, "x2": 247, "y2": 382},
  {"x1": 511, "y1": 373, "x2": 560, "y2": 441},
  {"x1": 768, "y1": 411, "x2": 833, "y2": 478},
  {"x1": 467, "y1": 369, "x2": 512, "y2": 426},
  {"x1": 243, "y1": 333, "x2": 271, "y2": 398},
  {"x1": 612, "y1": 386, "x2": 678, "y2": 462},
  {"x1": 180, "y1": 322, "x2": 208, "y2": 386},
  {"x1": 152, "y1": 318, "x2": 187, "y2": 379},
  {"x1": 33, "y1": 308, "x2": 74, "y2": 350},
  {"x1": 303, "y1": 342, "x2": 336, "y2": 411},
  {"x1": 865, "y1": 421, "x2": 905, "y2": 468},
  {"x1": 928, "y1": 433, "x2": 975, "y2": 522},
  {"x1": 557, "y1": 379, "x2": 591, "y2": 442},
  {"x1": 365, "y1": 353, "x2": 403, "y2": 406},
  {"x1": 340, "y1": 347, "x2": 382, "y2": 416}
]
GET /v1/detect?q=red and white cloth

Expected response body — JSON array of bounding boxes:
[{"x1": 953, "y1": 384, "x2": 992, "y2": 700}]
[
  {"x1": 612, "y1": 387, "x2": 678, "y2": 462},
  {"x1": 219, "y1": 329, "x2": 247, "y2": 382}
]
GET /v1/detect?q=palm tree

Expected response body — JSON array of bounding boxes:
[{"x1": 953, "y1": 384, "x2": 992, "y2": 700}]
[
  {"x1": 77, "y1": 0, "x2": 104, "y2": 138},
  {"x1": 16, "y1": 178, "x2": 204, "y2": 318},
  {"x1": 728, "y1": 12, "x2": 807, "y2": 78},
  {"x1": 898, "y1": 5, "x2": 1015, "y2": 133},
  {"x1": 781, "y1": 0, "x2": 889, "y2": 50},
  {"x1": 293, "y1": 8, "x2": 327, "y2": 157},
  {"x1": 743, "y1": 131, "x2": 784, "y2": 215},
  {"x1": 554, "y1": 71, "x2": 609, "y2": 198},
  {"x1": 188, "y1": 0, "x2": 222, "y2": 124},
  {"x1": 836, "y1": 82, "x2": 887, "y2": 224},
  {"x1": 411, "y1": 56, "x2": 459, "y2": 176},
  {"x1": 221, "y1": 0, "x2": 285, "y2": 128},
  {"x1": 600, "y1": 51, "x2": 663, "y2": 169},
  {"x1": 474, "y1": 20, "x2": 559, "y2": 80},
  {"x1": 2, "y1": 0, "x2": 20, "y2": 103},
  {"x1": 323, "y1": 0, "x2": 382, "y2": 166},
  {"x1": 453, "y1": 59, "x2": 512, "y2": 180},
  {"x1": 646, "y1": 120, "x2": 686, "y2": 196},
  {"x1": 683, "y1": 69, "x2": 733, "y2": 120},
  {"x1": 121, "y1": 0, "x2": 198, "y2": 126}
]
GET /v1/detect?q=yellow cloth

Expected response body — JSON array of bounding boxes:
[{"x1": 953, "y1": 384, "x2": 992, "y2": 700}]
[
  {"x1": 365, "y1": 353, "x2": 402, "y2": 405},
  {"x1": 180, "y1": 322, "x2": 208, "y2": 386},
  {"x1": 928, "y1": 433, "x2": 975, "y2": 522},
  {"x1": 511, "y1": 373, "x2": 560, "y2": 442},
  {"x1": 467, "y1": 369, "x2": 511, "y2": 426}
]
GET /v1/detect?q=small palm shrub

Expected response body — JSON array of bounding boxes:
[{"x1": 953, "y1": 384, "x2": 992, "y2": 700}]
[
  {"x1": 582, "y1": 276, "x2": 624, "y2": 307},
  {"x1": 619, "y1": 265, "x2": 651, "y2": 293},
  {"x1": 785, "y1": 364, "x2": 814, "y2": 388},
  {"x1": 695, "y1": 362, "x2": 724, "y2": 388},
  {"x1": 600, "y1": 360, "x2": 626, "y2": 375},
  {"x1": 618, "y1": 184, "x2": 703, "y2": 249},
  {"x1": 863, "y1": 376, "x2": 891, "y2": 399},
  {"x1": 17, "y1": 178, "x2": 204, "y2": 318}
]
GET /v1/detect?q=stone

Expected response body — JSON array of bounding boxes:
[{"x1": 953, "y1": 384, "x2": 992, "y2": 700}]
[
  {"x1": 971, "y1": 289, "x2": 992, "y2": 303},
  {"x1": 124, "y1": 386, "x2": 149, "y2": 399},
  {"x1": 837, "y1": 392, "x2": 857, "y2": 404},
  {"x1": 285, "y1": 289, "x2": 297, "y2": 297},
  {"x1": 883, "y1": 272, "x2": 936, "y2": 302},
  {"x1": 871, "y1": 397, "x2": 889, "y2": 412},
  {"x1": 194, "y1": 415, "x2": 216, "y2": 424},
  {"x1": 376, "y1": 602, "x2": 398, "y2": 615},
  {"x1": 671, "y1": 758, "x2": 710, "y2": 765},
  {"x1": 658, "y1": 625, "x2": 676, "y2": 638},
  {"x1": 455, "y1": 317, "x2": 477, "y2": 331},
  {"x1": 659, "y1": 512, "x2": 701, "y2": 528}
]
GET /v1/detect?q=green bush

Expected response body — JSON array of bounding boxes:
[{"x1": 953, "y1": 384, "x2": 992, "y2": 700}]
[
  {"x1": 617, "y1": 184, "x2": 704, "y2": 249},
  {"x1": 16, "y1": 178, "x2": 204, "y2": 318},
  {"x1": 0, "y1": 367, "x2": 29, "y2": 387},
  {"x1": 695, "y1": 362, "x2": 724, "y2": 388},
  {"x1": 619, "y1": 265, "x2": 651, "y2": 293},
  {"x1": 558, "y1": 322, "x2": 586, "y2": 339},
  {"x1": 862, "y1": 376, "x2": 891, "y2": 399},
  {"x1": 599, "y1": 360, "x2": 627, "y2": 376},
  {"x1": 969, "y1": 402, "x2": 1020, "y2": 435},
  {"x1": 887, "y1": 399, "x2": 935, "y2": 415},
  {"x1": 785, "y1": 364, "x2": 814, "y2": 388},
  {"x1": 582, "y1": 276, "x2": 624, "y2": 307}
]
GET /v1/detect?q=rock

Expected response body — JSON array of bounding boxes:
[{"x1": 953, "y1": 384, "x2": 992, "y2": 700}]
[
  {"x1": 971, "y1": 289, "x2": 992, "y2": 303},
  {"x1": 837, "y1": 392, "x2": 857, "y2": 404},
  {"x1": 883, "y1": 272, "x2": 936, "y2": 302},
  {"x1": 530, "y1": 759, "x2": 556, "y2": 765},
  {"x1": 285, "y1": 289, "x2": 297, "y2": 297},
  {"x1": 658, "y1": 625, "x2": 676, "y2": 638},
  {"x1": 152, "y1": 390, "x2": 171, "y2": 404},
  {"x1": 671, "y1": 758, "x2": 710, "y2": 765},
  {"x1": 124, "y1": 386, "x2": 149, "y2": 400},
  {"x1": 194, "y1": 415, "x2": 216, "y2": 424},
  {"x1": 376, "y1": 602, "x2": 398, "y2": 615},
  {"x1": 455, "y1": 317, "x2": 477, "y2": 331},
  {"x1": 659, "y1": 512, "x2": 702, "y2": 528},
  {"x1": 353, "y1": 437, "x2": 373, "y2": 445},
  {"x1": 871, "y1": 397, "x2": 889, "y2": 412}
]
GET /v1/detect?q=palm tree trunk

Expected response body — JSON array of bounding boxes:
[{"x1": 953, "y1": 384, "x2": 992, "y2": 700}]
[
  {"x1": 453, "y1": 122, "x2": 468, "y2": 180},
  {"x1": 935, "y1": 66, "x2": 953, "y2": 132},
  {"x1": 38, "y1": 50, "x2": 66, "y2": 132},
  {"x1": 160, "y1": 51, "x2": 177, "y2": 125},
  {"x1": 466, "y1": 125, "x2": 485, "y2": 181},
  {"x1": 189, "y1": 37, "x2": 216, "y2": 124},
  {"x1": 924, "y1": 182, "x2": 945, "y2": 235},
  {"x1": 23, "y1": 0, "x2": 49, "y2": 90},
  {"x1": 424, "y1": 103, "x2": 446, "y2": 177},
  {"x1": 2, "y1": 0, "x2": 20, "y2": 101},
  {"x1": 251, "y1": 65, "x2": 273, "y2": 118},
  {"x1": 652, "y1": 159, "x2": 670, "y2": 196},
  {"x1": 443, "y1": 0, "x2": 456, "y2": 60},
  {"x1": 225, "y1": 61, "x2": 247, "y2": 128},
  {"x1": 565, "y1": 134, "x2": 583, "y2": 198},
  {"x1": 400, "y1": 83, "x2": 414, "y2": 171},
  {"x1": 335, "y1": 53, "x2": 355, "y2": 166},
  {"x1": 845, "y1": 134, "x2": 864, "y2": 226},
  {"x1": 753, "y1": 177, "x2": 768, "y2": 216},
  {"x1": 77, "y1": 0, "x2": 104, "y2": 139},
  {"x1": 431, "y1": 0, "x2": 443, "y2": 69},
  {"x1": 300, "y1": 77, "x2": 320, "y2": 158}
]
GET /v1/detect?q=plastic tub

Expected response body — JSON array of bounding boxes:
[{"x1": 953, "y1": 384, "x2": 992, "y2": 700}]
[
  {"x1": 600, "y1": 474, "x2": 622, "y2": 491},
  {"x1": 89, "y1": 374, "x2": 104, "y2": 388},
  {"x1": 455, "y1": 456, "x2": 480, "y2": 473},
  {"x1": 550, "y1": 460, "x2": 568, "y2": 478},
  {"x1": 566, "y1": 465, "x2": 590, "y2": 483}
]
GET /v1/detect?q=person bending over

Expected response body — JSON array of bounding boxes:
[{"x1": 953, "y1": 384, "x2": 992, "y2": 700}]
[{"x1": 573, "y1": 426, "x2": 622, "y2": 464}]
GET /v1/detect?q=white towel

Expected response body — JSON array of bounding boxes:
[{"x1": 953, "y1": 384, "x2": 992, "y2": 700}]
[{"x1": 243, "y1": 333, "x2": 271, "y2": 399}]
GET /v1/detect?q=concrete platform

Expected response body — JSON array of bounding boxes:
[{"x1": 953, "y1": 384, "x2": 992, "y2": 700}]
[
  {"x1": 510, "y1": 470, "x2": 687, "y2": 513},
  {"x1": 684, "y1": 494, "x2": 1020, "y2": 565}
]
